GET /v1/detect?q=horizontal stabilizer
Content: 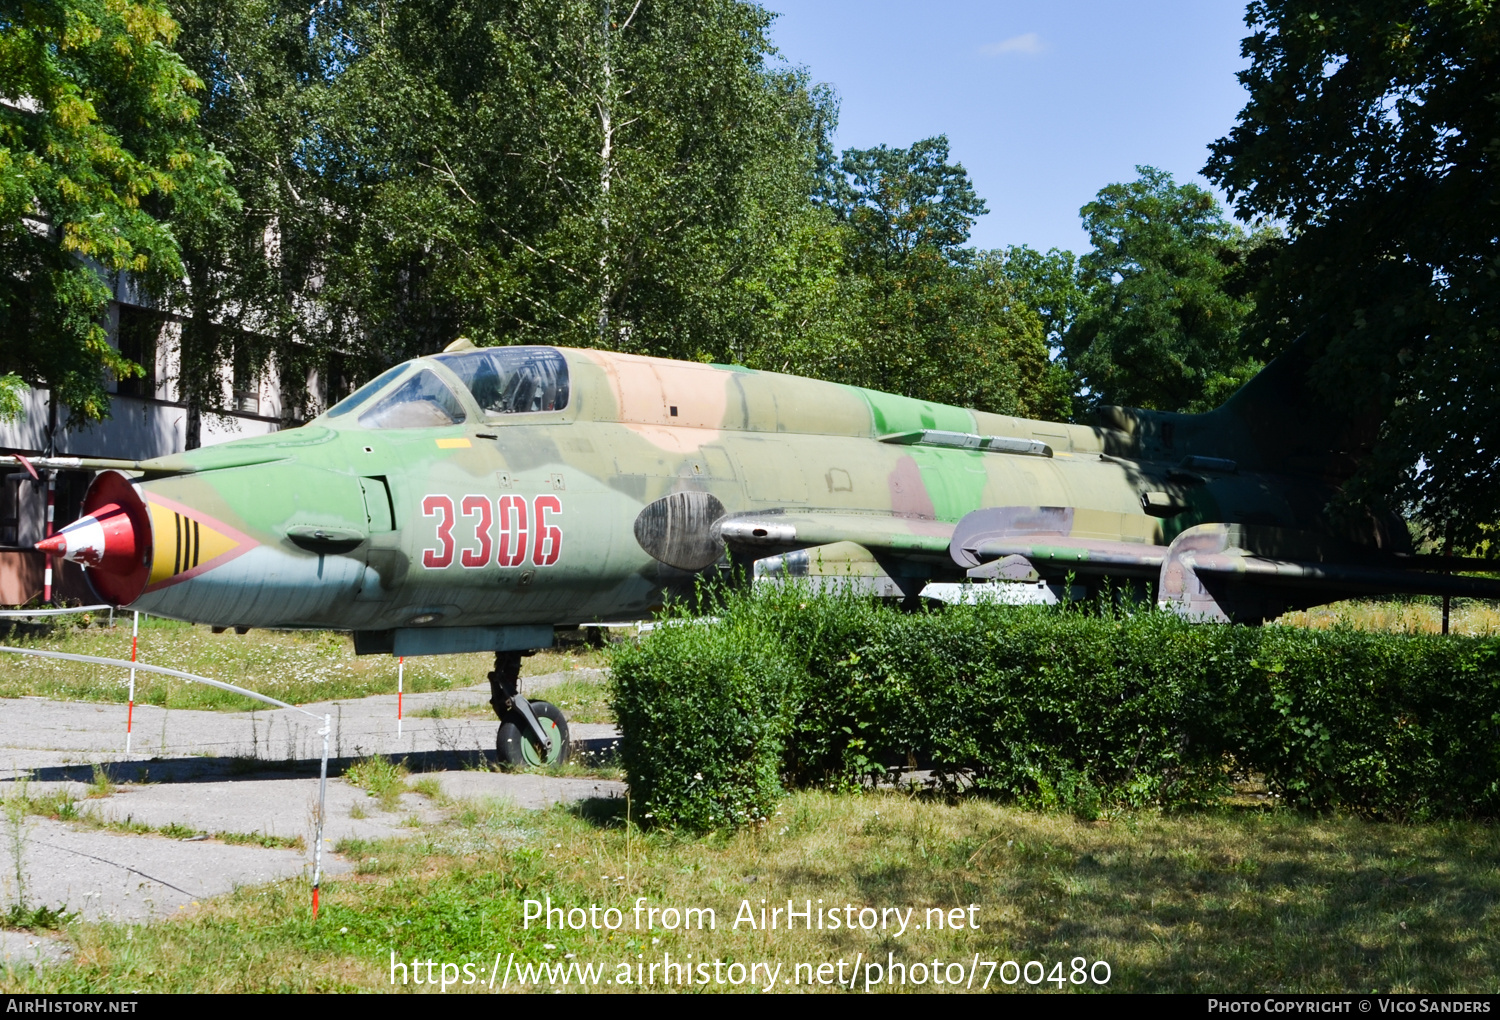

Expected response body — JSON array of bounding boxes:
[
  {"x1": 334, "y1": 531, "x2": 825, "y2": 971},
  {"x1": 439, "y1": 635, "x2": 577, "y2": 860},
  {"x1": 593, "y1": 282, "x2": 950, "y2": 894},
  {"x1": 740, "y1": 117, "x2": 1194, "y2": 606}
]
[
  {"x1": 1160, "y1": 522, "x2": 1500, "y2": 622},
  {"x1": 952, "y1": 510, "x2": 1500, "y2": 624}
]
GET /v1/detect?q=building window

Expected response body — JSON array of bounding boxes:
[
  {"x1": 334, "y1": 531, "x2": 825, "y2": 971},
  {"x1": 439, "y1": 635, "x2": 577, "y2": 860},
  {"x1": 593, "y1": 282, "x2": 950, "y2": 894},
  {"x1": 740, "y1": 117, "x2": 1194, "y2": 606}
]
[
  {"x1": 116, "y1": 306, "x2": 159, "y2": 399},
  {"x1": 233, "y1": 353, "x2": 260, "y2": 415},
  {"x1": 0, "y1": 475, "x2": 20, "y2": 547}
]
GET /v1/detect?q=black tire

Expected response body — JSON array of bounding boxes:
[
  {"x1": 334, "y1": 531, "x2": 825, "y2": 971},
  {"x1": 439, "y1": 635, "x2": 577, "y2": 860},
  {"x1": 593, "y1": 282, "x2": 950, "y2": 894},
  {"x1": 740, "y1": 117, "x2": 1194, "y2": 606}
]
[{"x1": 496, "y1": 700, "x2": 570, "y2": 767}]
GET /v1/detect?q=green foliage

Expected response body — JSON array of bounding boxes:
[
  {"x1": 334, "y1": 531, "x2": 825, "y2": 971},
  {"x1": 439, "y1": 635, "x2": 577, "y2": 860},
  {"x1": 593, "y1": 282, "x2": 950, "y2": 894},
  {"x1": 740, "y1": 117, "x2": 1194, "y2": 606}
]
[
  {"x1": 0, "y1": 0, "x2": 234, "y2": 422},
  {"x1": 1204, "y1": 0, "x2": 1500, "y2": 546},
  {"x1": 344, "y1": 756, "x2": 408, "y2": 812},
  {"x1": 2, "y1": 900, "x2": 73, "y2": 931},
  {"x1": 171, "y1": 0, "x2": 837, "y2": 408},
  {"x1": 1065, "y1": 166, "x2": 1266, "y2": 414},
  {"x1": 615, "y1": 586, "x2": 1500, "y2": 829},
  {"x1": 830, "y1": 136, "x2": 988, "y2": 264},
  {"x1": 775, "y1": 136, "x2": 1071, "y2": 419},
  {"x1": 994, "y1": 244, "x2": 1082, "y2": 350},
  {"x1": 609, "y1": 603, "x2": 795, "y2": 832}
]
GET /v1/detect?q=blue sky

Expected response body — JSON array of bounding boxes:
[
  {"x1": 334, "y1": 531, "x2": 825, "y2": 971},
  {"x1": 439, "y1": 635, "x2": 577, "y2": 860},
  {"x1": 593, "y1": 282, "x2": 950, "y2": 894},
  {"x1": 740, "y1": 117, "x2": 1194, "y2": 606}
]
[{"x1": 765, "y1": 1, "x2": 1255, "y2": 255}]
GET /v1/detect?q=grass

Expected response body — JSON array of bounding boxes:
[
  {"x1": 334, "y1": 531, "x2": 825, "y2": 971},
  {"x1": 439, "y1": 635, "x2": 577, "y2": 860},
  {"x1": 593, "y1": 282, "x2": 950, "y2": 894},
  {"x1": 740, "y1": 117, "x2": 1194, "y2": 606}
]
[
  {"x1": 0, "y1": 617, "x2": 610, "y2": 712},
  {"x1": 531, "y1": 675, "x2": 613, "y2": 724},
  {"x1": 6, "y1": 791, "x2": 1500, "y2": 993},
  {"x1": 3, "y1": 787, "x2": 304, "y2": 852},
  {"x1": 86, "y1": 765, "x2": 114, "y2": 800},
  {"x1": 1279, "y1": 596, "x2": 1500, "y2": 636},
  {"x1": 344, "y1": 756, "x2": 409, "y2": 812},
  {"x1": 219, "y1": 831, "x2": 306, "y2": 852},
  {"x1": 2, "y1": 902, "x2": 73, "y2": 932},
  {"x1": 408, "y1": 777, "x2": 447, "y2": 804},
  {"x1": 410, "y1": 673, "x2": 614, "y2": 725}
]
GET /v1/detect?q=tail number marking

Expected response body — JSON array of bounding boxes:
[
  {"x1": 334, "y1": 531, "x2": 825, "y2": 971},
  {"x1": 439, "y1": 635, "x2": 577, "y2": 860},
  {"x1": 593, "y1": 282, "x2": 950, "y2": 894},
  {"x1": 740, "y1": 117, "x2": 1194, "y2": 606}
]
[
  {"x1": 532, "y1": 495, "x2": 562, "y2": 567},
  {"x1": 496, "y1": 494, "x2": 529, "y2": 568},
  {"x1": 423, "y1": 494, "x2": 561, "y2": 570},
  {"x1": 421, "y1": 495, "x2": 455, "y2": 568},
  {"x1": 459, "y1": 495, "x2": 493, "y2": 568}
]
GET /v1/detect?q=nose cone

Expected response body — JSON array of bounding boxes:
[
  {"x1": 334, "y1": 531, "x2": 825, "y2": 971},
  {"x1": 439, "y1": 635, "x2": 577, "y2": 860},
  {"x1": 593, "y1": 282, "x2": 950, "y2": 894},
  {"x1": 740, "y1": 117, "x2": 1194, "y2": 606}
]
[
  {"x1": 39, "y1": 471, "x2": 152, "y2": 605},
  {"x1": 37, "y1": 502, "x2": 140, "y2": 567}
]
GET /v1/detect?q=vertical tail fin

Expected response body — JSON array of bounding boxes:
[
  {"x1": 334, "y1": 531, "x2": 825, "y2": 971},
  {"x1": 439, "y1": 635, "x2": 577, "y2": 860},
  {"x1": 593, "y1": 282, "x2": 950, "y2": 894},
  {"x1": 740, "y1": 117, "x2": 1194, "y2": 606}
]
[{"x1": 1096, "y1": 332, "x2": 1379, "y2": 481}]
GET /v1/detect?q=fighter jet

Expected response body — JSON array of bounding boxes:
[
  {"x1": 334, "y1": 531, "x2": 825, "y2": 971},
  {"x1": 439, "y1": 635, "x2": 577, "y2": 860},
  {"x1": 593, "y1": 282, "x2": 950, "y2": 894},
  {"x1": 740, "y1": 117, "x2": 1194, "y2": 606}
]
[{"x1": 25, "y1": 337, "x2": 1500, "y2": 763}]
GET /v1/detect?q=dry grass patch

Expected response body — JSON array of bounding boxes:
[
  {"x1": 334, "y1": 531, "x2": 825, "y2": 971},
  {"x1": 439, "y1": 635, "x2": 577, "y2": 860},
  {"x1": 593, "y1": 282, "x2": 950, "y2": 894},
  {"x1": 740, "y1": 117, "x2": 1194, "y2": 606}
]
[{"x1": 1280, "y1": 597, "x2": 1500, "y2": 636}]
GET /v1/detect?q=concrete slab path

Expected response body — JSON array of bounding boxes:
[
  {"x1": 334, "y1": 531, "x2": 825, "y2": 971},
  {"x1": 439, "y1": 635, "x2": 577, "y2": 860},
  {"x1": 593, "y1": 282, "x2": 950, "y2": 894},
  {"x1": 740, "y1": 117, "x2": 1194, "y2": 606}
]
[{"x1": 0, "y1": 674, "x2": 625, "y2": 930}]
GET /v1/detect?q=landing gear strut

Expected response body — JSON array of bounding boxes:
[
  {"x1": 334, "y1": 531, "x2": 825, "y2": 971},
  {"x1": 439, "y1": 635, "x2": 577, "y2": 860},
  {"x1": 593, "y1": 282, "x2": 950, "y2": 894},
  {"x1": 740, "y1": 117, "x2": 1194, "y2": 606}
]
[{"x1": 488, "y1": 650, "x2": 570, "y2": 767}]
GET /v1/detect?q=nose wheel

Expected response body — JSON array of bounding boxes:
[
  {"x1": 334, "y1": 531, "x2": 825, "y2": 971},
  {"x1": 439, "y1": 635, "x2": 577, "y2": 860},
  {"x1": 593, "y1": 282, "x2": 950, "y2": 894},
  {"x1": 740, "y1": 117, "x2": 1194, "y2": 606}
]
[
  {"x1": 497, "y1": 701, "x2": 570, "y2": 766},
  {"x1": 487, "y1": 650, "x2": 571, "y2": 767}
]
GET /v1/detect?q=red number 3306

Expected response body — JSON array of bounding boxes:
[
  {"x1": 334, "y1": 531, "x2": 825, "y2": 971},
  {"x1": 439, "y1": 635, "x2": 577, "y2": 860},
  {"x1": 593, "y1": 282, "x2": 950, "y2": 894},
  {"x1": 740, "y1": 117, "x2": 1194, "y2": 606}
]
[{"x1": 422, "y1": 494, "x2": 562, "y2": 569}]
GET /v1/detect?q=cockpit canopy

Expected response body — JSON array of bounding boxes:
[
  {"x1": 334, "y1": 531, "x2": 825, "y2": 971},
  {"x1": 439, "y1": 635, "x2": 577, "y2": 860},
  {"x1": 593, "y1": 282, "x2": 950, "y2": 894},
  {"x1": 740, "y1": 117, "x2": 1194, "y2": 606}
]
[
  {"x1": 358, "y1": 370, "x2": 468, "y2": 428},
  {"x1": 322, "y1": 346, "x2": 570, "y2": 428},
  {"x1": 433, "y1": 346, "x2": 569, "y2": 415}
]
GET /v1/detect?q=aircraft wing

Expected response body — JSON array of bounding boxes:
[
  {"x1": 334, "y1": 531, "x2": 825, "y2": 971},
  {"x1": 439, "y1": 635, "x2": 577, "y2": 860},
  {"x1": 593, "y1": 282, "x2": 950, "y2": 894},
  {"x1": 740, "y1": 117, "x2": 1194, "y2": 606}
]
[{"x1": 952, "y1": 506, "x2": 1500, "y2": 623}]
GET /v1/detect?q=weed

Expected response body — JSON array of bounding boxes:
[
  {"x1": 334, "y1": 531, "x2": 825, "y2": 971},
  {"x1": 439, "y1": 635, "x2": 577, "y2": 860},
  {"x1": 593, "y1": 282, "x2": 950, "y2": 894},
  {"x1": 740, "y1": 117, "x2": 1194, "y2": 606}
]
[
  {"x1": 2, "y1": 901, "x2": 73, "y2": 932},
  {"x1": 409, "y1": 777, "x2": 445, "y2": 803},
  {"x1": 218, "y1": 831, "x2": 305, "y2": 852},
  {"x1": 86, "y1": 765, "x2": 114, "y2": 799},
  {"x1": 25, "y1": 790, "x2": 78, "y2": 822},
  {"x1": 348, "y1": 803, "x2": 367, "y2": 820},
  {"x1": 343, "y1": 756, "x2": 408, "y2": 812},
  {"x1": 4, "y1": 778, "x2": 29, "y2": 914}
]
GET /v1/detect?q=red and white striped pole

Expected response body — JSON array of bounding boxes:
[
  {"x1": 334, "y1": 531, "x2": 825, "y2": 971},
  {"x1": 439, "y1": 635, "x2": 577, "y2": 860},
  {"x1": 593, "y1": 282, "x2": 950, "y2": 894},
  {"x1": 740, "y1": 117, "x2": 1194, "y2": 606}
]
[
  {"x1": 397, "y1": 655, "x2": 404, "y2": 737},
  {"x1": 312, "y1": 713, "x2": 331, "y2": 920},
  {"x1": 42, "y1": 471, "x2": 55, "y2": 604},
  {"x1": 125, "y1": 611, "x2": 139, "y2": 753}
]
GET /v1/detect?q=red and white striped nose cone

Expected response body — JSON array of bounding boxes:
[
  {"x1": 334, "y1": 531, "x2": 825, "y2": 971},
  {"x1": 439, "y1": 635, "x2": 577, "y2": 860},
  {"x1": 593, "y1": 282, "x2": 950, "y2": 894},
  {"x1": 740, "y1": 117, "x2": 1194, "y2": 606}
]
[{"x1": 35, "y1": 502, "x2": 140, "y2": 569}]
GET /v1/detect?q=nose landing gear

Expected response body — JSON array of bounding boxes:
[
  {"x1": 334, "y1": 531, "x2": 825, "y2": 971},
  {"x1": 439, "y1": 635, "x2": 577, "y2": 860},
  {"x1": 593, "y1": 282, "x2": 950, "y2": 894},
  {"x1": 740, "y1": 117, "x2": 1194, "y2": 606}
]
[{"x1": 488, "y1": 650, "x2": 570, "y2": 767}]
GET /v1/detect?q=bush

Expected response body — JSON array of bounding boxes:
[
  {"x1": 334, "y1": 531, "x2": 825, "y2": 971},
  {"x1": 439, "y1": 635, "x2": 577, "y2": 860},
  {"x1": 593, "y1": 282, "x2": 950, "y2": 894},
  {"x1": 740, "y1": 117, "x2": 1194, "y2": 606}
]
[
  {"x1": 610, "y1": 605, "x2": 795, "y2": 832},
  {"x1": 610, "y1": 585, "x2": 1500, "y2": 828}
]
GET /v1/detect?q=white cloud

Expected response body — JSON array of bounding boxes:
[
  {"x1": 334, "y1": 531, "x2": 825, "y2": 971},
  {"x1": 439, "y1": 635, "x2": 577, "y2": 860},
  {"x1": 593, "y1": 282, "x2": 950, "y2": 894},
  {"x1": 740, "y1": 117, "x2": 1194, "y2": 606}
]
[{"x1": 980, "y1": 32, "x2": 1044, "y2": 56}]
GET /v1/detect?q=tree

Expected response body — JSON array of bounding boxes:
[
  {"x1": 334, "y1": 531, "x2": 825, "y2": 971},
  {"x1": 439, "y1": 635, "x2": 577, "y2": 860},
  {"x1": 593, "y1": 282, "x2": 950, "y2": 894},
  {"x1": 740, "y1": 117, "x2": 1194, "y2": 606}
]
[
  {"x1": 832, "y1": 135, "x2": 988, "y2": 266},
  {"x1": 801, "y1": 135, "x2": 1071, "y2": 419},
  {"x1": 168, "y1": 0, "x2": 839, "y2": 410},
  {"x1": 995, "y1": 243, "x2": 1082, "y2": 351},
  {"x1": 1203, "y1": 0, "x2": 1500, "y2": 546},
  {"x1": 1064, "y1": 166, "x2": 1263, "y2": 414},
  {"x1": 0, "y1": 0, "x2": 234, "y2": 426}
]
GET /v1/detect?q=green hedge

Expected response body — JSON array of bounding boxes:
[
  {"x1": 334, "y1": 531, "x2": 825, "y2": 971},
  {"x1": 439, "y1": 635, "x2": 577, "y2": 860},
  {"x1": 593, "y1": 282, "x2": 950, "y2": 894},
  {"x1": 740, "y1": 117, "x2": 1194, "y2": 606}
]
[
  {"x1": 610, "y1": 610, "x2": 795, "y2": 831},
  {"x1": 609, "y1": 586, "x2": 1500, "y2": 829}
]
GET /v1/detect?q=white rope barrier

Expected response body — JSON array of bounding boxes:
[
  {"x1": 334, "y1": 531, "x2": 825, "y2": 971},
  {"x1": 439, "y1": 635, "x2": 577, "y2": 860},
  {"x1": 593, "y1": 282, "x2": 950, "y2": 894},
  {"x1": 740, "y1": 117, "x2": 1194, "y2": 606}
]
[
  {"x1": 0, "y1": 604, "x2": 110, "y2": 618},
  {"x1": 0, "y1": 643, "x2": 334, "y2": 920},
  {"x1": 0, "y1": 645, "x2": 318, "y2": 716}
]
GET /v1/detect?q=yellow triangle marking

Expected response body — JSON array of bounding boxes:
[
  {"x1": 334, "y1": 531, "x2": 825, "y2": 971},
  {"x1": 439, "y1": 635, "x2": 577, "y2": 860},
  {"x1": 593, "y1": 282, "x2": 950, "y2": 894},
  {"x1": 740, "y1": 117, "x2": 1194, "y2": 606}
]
[{"x1": 146, "y1": 502, "x2": 247, "y2": 585}]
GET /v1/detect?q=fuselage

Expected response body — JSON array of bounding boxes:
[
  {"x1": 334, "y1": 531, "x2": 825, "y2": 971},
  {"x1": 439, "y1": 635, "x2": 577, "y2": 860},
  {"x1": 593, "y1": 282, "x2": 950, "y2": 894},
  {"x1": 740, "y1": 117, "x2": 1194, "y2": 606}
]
[{"x1": 59, "y1": 346, "x2": 1347, "y2": 642}]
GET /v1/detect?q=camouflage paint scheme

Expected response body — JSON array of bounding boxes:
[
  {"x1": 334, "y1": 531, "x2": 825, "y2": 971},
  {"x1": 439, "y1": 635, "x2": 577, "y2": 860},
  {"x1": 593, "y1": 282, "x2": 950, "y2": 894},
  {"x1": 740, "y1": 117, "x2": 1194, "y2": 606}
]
[{"x1": 54, "y1": 340, "x2": 1500, "y2": 647}]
